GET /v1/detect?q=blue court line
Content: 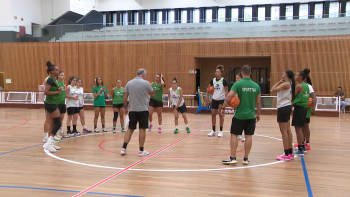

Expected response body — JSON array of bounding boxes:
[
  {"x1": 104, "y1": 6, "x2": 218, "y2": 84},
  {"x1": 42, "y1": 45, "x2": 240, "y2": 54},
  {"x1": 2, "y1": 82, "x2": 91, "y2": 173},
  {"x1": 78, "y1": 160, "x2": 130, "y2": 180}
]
[
  {"x1": 0, "y1": 185, "x2": 142, "y2": 197},
  {"x1": 0, "y1": 143, "x2": 44, "y2": 156},
  {"x1": 301, "y1": 156, "x2": 313, "y2": 197}
]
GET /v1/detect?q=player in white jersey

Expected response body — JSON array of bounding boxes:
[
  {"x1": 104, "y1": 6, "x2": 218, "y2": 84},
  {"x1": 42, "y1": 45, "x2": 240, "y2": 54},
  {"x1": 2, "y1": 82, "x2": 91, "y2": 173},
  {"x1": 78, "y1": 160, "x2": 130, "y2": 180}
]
[
  {"x1": 206, "y1": 65, "x2": 228, "y2": 137},
  {"x1": 169, "y1": 78, "x2": 190, "y2": 134},
  {"x1": 65, "y1": 76, "x2": 80, "y2": 136},
  {"x1": 75, "y1": 78, "x2": 92, "y2": 133}
]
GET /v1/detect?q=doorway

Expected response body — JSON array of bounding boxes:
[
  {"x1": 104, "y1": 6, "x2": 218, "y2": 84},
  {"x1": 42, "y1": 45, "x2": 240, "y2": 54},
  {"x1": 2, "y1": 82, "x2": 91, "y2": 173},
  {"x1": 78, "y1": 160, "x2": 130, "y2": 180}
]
[{"x1": 0, "y1": 72, "x2": 4, "y2": 90}]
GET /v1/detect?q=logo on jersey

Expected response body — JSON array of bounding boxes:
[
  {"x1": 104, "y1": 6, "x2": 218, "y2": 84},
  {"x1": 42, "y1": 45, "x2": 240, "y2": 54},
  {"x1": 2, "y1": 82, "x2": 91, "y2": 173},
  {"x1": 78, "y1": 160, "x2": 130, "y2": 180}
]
[
  {"x1": 242, "y1": 88, "x2": 257, "y2": 92},
  {"x1": 214, "y1": 84, "x2": 221, "y2": 90}
]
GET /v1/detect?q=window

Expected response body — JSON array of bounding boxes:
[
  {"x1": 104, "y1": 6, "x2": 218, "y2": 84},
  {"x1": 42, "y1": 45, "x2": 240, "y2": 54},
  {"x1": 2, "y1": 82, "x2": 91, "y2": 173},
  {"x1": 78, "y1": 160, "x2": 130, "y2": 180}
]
[
  {"x1": 218, "y1": 8, "x2": 225, "y2": 22},
  {"x1": 168, "y1": 10, "x2": 174, "y2": 24},
  {"x1": 194, "y1": 9, "x2": 200, "y2": 23},
  {"x1": 286, "y1": 5, "x2": 293, "y2": 20},
  {"x1": 330, "y1": 2, "x2": 340, "y2": 18},
  {"x1": 157, "y1": 11, "x2": 163, "y2": 24},
  {"x1": 258, "y1": 7, "x2": 265, "y2": 21},
  {"x1": 271, "y1": 6, "x2": 279, "y2": 20},
  {"x1": 123, "y1": 12, "x2": 128, "y2": 25},
  {"x1": 347, "y1": 2, "x2": 350, "y2": 17},
  {"x1": 134, "y1": 12, "x2": 138, "y2": 25},
  {"x1": 244, "y1": 7, "x2": 252, "y2": 21},
  {"x1": 181, "y1": 10, "x2": 187, "y2": 23},
  {"x1": 231, "y1": 8, "x2": 238, "y2": 21},
  {"x1": 206, "y1": 9, "x2": 212, "y2": 23},
  {"x1": 315, "y1": 3, "x2": 323, "y2": 18},
  {"x1": 145, "y1": 11, "x2": 150, "y2": 25},
  {"x1": 299, "y1": 4, "x2": 308, "y2": 19}
]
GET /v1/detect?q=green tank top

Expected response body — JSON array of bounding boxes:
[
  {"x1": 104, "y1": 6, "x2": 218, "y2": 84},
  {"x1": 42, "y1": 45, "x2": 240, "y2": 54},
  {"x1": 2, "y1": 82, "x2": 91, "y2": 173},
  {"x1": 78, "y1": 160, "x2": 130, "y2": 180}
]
[
  {"x1": 58, "y1": 80, "x2": 66, "y2": 104},
  {"x1": 45, "y1": 76, "x2": 60, "y2": 104},
  {"x1": 292, "y1": 83, "x2": 309, "y2": 108},
  {"x1": 151, "y1": 82, "x2": 163, "y2": 101},
  {"x1": 113, "y1": 87, "x2": 124, "y2": 104}
]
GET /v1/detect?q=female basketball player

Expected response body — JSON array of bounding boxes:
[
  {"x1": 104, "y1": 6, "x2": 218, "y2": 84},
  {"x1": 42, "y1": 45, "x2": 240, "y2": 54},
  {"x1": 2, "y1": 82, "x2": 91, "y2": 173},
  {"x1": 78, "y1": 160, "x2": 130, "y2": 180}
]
[
  {"x1": 112, "y1": 79, "x2": 126, "y2": 133},
  {"x1": 235, "y1": 73, "x2": 245, "y2": 141},
  {"x1": 206, "y1": 65, "x2": 228, "y2": 137},
  {"x1": 292, "y1": 68, "x2": 310, "y2": 156},
  {"x1": 76, "y1": 78, "x2": 92, "y2": 133},
  {"x1": 43, "y1": 61, "x2": 63, "y2": 153},
  {"x1": 271, "y1": 70, "x2": 295, "y2": 161},
  {"x1": 57, "y1": 71, "x2": 66, "y2": 138},
  {"x1": 169, "y1": 78, "x2": 190, "y2": 134},
  {"x1": 66, "y1": 76, "x2": 80, "y2": 136},
  {"x1": 43, "y1": 75, "x2": 50, "y2": 143},
  {"x1": 149, "y1": 74, "x2": 166, "y2": 133},
  {"x1": 92, "y1": 76, "x2": 109, "y2": 132}
]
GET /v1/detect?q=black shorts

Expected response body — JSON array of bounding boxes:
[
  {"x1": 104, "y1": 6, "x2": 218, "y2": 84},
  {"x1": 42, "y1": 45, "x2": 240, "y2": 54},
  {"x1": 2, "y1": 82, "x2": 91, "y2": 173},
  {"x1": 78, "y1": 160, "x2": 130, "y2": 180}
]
[
  {"x1": 230, "y1": 117, "x2": 256, "y2": 136},
  {"x1": 58, "y1": 104, "x2": 67, "y2": 114},
  {"x1": 174, "y1": 104, "x2": 187, "y2": 113},
  {"x1": 211, "y1": 99, "x2": 224, "y2": 109},
  {"x1": 79, "y1": 106, "x2": 84, "y2": 110},
  {"x1": 128, "y1": 111, "x2": 149, "y2": 130},
  {"x1": 305, "y1": 118, "x2": 310, "y2": 124},
  {"x1": 292, "y1": 105, "x2": 307, "y2": 127},
  {"x1": 45, "y1": 103, "x2": 58, "y2": 115},
  {"x1": 113, "y1": 104, "x2": 124, "y2": 109},
  {"x1": 149, "y1": 98, "x2": 163, "y2": 108},
  {"x1": 67, "y1": 107, "x2": 80, "y2": 115},
  {"x1": 277, "y1": 105, "x2": 292, "y2": 122}
]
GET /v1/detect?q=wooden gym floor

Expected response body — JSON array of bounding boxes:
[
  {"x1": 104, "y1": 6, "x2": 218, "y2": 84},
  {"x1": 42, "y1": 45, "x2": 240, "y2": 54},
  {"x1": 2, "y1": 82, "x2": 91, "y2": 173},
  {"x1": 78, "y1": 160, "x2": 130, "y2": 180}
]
[{"x1": 0, "y1": 108, "x2": 349, "y2": 197}]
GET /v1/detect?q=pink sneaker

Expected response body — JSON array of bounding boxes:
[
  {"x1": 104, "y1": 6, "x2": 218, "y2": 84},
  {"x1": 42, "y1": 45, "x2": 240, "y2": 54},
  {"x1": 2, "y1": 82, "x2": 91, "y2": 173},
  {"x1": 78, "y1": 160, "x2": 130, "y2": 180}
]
[
  {"x1": 149, "y1": 124, "x2": 153, "y2": 132},
  {"x1": 83, "y1": 128, "x2": 92, "y2": 133},
  {"x1": 305, "y1": 144, "x2": 311, "y2": 150},
  {"x1": 121, "y1": 148, "x2": 126, "y2": 155},
  {"x1": 289, "y1": 153, "x2": 295, "y2": 160},
  {"x1": 158, "y1": 127, "x2": 162, "y2": 133},
  {"x1": 276, "y1": 154, "x2": 291, "y2": 161}
]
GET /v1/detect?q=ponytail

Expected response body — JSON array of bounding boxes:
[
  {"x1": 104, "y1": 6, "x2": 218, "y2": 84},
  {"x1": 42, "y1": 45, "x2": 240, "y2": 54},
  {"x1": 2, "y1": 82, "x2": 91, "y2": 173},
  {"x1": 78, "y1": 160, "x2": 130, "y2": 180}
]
[{"x1": 285, "y1": 70, "x2": 295, "y2": 101}]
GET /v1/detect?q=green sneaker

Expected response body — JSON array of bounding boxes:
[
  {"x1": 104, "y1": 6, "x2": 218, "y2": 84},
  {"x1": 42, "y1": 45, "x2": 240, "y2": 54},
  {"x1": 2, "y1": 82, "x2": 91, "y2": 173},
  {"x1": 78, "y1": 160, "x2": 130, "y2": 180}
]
[
  {"x1": 186, "y1": 127, "x2": 191, "y2": 133},
  {"x1": 174, "y1": 128, "x2": 179, "y2": 134}
]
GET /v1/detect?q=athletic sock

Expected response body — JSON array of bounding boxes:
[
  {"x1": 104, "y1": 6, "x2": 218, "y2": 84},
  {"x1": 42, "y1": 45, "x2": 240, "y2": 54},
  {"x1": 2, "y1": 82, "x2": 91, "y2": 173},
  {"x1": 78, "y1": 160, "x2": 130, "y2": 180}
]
[
  {"x1": 122, "y1": 143, "x2": 128, "y2": 149},
  {"x1": 220, "y1": 127, "x2": 223, "y2": 131},
  {"x1": 212, "y1": 126, "x2": 216, "y2": 132},
  {"x1": 140, "y1": 147, "x2": 144, "y2": 152},
  {"x1": 284, "y1": 149, "x2": 289, "y2": 156},
  {"x1": 73, "y1": 125, "x2": 77, "y2": 132},
  {"x1": 113, "y1": 125, "x2": 116, "y2": 129},
  {"x1": 288, "y1": 148, "x2": 293, "y2": 155},
  {"x1": 185, "y1": 124, "x2": 188, "y2": 128}
]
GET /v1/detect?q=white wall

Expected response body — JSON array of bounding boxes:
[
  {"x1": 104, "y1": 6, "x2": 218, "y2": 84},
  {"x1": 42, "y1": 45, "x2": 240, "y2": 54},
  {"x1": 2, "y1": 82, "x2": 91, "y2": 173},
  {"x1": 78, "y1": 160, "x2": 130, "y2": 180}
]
[
  {"x1": 12, "y1": 0, "x2": 42, "y2": 34},
  {"x1": 70, "y1": 0, "x2": 96, "y2": 15},
  {"x1": 41, "y1": 0, "x2": 70, "y2": 25},
  {"x1": 0, "y1": 0, "x2": 13, "y2": 26},
  {"x1": 98, "y1": 0, "x2": 321, "y2": 11}
]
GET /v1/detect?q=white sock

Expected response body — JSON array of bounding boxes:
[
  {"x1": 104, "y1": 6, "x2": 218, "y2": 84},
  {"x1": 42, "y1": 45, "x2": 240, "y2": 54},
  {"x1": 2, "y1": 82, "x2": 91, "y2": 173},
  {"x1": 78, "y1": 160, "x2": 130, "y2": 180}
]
[
  {"x1": 159, "y1": 125, "x2": 161, "y2": 128},
  {"x1": 185, "y1": 124, "x2": 188, "y2": 128},
  {"x1": 83, "y1": 125, "x2": 87, "y2": 129},
  {"x1": 176, "y1": 125, "x2": 178, "y2": 129},
  {"x1": 44, "y1": 133, "x2": 48, "y2": 138},
  {"x1": 150, "y1": 122, "x2": 153, "y2": 126},
  {"x1": 47, "y1": 136, "x2": 53, "y2": 145}
]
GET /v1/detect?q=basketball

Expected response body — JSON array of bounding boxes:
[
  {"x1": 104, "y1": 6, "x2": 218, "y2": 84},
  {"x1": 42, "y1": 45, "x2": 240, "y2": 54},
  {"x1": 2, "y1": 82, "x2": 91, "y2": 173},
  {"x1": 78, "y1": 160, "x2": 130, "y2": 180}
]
[
  {"x1": 228, "y1": 96, "x2": 240, "y2": 108},
  {"x1": 207, "y1": 86, "x2": 214, "y2": 95},
  {"x1": 307, "y1": 97, "x2": 313, "y2": 108}
]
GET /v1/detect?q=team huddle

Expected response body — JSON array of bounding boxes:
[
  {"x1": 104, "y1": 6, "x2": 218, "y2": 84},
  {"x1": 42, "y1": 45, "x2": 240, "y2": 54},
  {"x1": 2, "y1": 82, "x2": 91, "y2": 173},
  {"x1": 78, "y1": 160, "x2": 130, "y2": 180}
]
[{"x1": 41, "y1": 61, "x2": 316, "y2": 164}]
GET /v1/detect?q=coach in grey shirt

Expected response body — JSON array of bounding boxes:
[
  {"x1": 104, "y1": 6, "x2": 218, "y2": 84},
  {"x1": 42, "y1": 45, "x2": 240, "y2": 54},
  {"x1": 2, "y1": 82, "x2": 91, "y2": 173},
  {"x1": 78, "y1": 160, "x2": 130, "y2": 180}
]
[{"x1": 121, "y1": 68, "x2": 155, "y2": 156}]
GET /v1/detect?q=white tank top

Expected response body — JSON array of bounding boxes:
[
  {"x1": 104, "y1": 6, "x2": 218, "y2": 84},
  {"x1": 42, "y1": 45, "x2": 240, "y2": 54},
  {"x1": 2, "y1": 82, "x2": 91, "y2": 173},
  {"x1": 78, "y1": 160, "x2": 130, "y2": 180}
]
[
  {"x1": 66, "y1": 85, "x2": 79, "y2": 108},
  {"x1": 213, "y1": 77, "x2": 225, "y2": 101},
  {"x1": 76, "y1": 87, "x2": 84, "y2": 107},
  {"x1": 277, "y1": 84, "x2": 292, "y2": 108},
  {"x1": 170, "y1": 87, "x2": 184, "y2": 107}
]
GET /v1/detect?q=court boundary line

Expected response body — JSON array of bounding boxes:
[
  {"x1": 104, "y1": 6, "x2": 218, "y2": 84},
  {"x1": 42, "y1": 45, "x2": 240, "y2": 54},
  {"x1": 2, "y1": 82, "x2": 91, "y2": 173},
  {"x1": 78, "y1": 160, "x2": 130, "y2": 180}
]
[
  {"x1": 340, "y1": 116, "x2": 349, "y2": 123},
  {"x1": 301, "y1": 156, "x2": 313, "y2": 197},
  {"x1": 0, "y1": 114, "x2": 28, "y2": 131},
  {"x1": 0, "y1": 185, "x2": 141, "y2": 197},
  {"x1": 72, "y1": 122, "x2": 214, "y2": 197}
]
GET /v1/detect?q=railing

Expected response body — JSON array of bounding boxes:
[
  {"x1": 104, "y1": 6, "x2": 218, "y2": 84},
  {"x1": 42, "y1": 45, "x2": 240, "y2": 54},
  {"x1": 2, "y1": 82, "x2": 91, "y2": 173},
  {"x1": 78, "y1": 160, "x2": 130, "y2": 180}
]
[{"x1": 0, "y1": 91, "x2": 340, "y2": 114}]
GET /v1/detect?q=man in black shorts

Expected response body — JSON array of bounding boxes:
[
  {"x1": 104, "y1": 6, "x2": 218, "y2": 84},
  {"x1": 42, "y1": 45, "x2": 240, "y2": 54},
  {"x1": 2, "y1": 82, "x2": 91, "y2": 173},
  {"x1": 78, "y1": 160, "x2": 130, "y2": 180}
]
[
  {"x1": 121, "y1": 69, "x2": 155, "y2": 156},
  {"x1": 220, "y1": 65, "x2": 261, "y2": 165}
]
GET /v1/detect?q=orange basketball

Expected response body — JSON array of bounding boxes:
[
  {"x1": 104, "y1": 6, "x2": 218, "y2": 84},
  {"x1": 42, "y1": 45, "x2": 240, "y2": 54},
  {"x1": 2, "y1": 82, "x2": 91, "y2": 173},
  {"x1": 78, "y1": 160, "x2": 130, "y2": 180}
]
[
  {"x1": 207, "y1": 86, "x2": 214, "y2": 95},
  {"x1": 229, "y1": 96, "x2": 240, "y2": 108},
  {"x1": 307, "y1": 97, "x2": 313, "y2": 108}
]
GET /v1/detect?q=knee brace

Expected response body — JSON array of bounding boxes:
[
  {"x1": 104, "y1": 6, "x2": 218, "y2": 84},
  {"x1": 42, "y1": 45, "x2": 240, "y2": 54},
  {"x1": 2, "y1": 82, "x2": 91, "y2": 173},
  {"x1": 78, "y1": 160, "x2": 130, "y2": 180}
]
[
  {"x1": 113, "y1": 112, "x2": 119, "y2": 122},
  {"x1": 51, "y1": 117, "x2": 62, "y2": 135}
]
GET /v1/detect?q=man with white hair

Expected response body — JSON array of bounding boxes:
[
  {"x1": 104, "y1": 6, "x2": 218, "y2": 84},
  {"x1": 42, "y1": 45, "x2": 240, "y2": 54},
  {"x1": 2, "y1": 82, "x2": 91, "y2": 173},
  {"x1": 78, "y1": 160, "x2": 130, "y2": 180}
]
[{"x1": 121, "y1": 68, "x2": 155, "y2": 156}]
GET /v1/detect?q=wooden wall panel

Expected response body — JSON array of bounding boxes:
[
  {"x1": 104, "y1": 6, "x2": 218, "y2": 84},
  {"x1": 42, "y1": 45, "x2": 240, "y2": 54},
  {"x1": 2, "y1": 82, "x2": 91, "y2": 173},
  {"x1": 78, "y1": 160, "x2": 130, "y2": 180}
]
[{"x1": 0, "y1": 35, "x2": 349, "y2": 96}]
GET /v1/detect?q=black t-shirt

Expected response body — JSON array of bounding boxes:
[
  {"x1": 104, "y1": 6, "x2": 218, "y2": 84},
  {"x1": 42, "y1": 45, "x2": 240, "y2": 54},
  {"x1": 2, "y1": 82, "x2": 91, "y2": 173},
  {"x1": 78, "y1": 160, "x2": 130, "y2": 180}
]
[
  {"x1": 46, "y1": 77, "x2": 57, "y2": 87},
  {"x1": 210, "y1": 78, "x2": 228, "y2": 87},
  {"x1": 334, "y1": 92, "x2": 345, "y2": 101}
]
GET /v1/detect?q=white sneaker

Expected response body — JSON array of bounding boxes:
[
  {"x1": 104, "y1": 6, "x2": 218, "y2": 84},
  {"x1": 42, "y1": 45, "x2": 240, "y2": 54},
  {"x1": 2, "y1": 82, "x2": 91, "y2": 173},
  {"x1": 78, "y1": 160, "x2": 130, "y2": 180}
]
[
  {"x1": 53, "y1": 136, "x2": 61, "y2": 141},
  {"x1": 121, "y1": 128, "x2": 126, "y2": 133},
  {"x1": 43, "y1": 138, "x2": 56, "y2": 153},
  {"x1": 237, "y1": 135, "x2": 243, "y2": 140},
  {"x1": 241, "y1": 138, "x2": 246, "y2": 142},
  {"x1": 94, "y1": 128, "x2": 99, "y2": 133},
  {"x1": 208, "y1": 131, "x2": 216, "y2": 137},
  {"x1": 218, "y1": 131, "x2": 223, "y2": 137},
  {"x1": 53, "y1": 145, "x2": 61, "y2": 150},
  {"x1": 103, "y1": 128, "x2": 107, "y2": 132},
  {"x1": 121, "y1": 148, "x2": 126, "y2": 155},
  {"x1": 139, "y1": 150, "x2": 149, "y2": 157},
  {"x1": 112, "y1": 129, "x2": 117, "y2": 133}
]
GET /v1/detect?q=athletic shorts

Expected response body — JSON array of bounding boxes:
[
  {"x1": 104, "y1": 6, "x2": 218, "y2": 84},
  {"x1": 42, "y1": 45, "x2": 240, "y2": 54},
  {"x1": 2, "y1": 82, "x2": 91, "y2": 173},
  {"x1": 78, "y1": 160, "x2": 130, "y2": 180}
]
[
  {"x1": 128, "y1": 111, "x2": 149, "y2": 130},
  {"x1": 277, "y1": 105, "x2": 292, "y2": 123},
  {"x1": 211, "y1": 99, "x2": 224, "y2": 109},
  {"x1": 45, "y1": 103, "x2": 58, "y2": 115},
  {"x1": 230, "y1": 117, "x2": 256, "y2": 136},
  {"x1": 174, "y1": 104, "x2": 187, "y2": 113},
  {"x1": 305, "y1": 118, "x2": 310, "y2": 124},
  {"x1": 149, "y1": 98, "x2": 163, "y2": 108},
  {"x1": 94, "y1": 106, "x2": 106, "y2": 108},
  {"x1": 113, "y1": 104, "x2": 124, "y2": 109},
  {"x1": 79, "y1": 106, "x2": 84, "y2": 110},
  {"x1": 67, "y1": 107, "x2": 80, "y2": 115},
  {"x1": 58, "y1": 104, "x2": 67, "y2": 114},
  {"x1": 291, "y1": 105, "x2": 307, "y2": 127}
]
